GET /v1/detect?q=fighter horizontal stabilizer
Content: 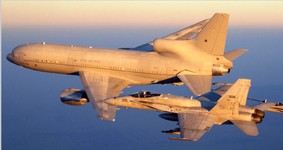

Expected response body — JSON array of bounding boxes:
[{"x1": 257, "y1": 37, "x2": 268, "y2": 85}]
[
  {"x1": 265, "y1": 103, "x2": 283, "y2": 114},
  {"x1": 177, "y1": 74, "x2": 212, "y2": 96},
  {"x1": 251, "y1": 102, "x2": 277, "y2": 111},
  {"x1": 224, "y1": 49, "x2": 248, "y2": 61},
  {"x1": 230, "y1": 120, "x2": 258, "y2": 136}
]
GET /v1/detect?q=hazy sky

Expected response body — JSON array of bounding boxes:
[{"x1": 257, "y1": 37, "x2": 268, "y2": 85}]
[{"x1": 2, "y1": 1, "x2": 283, "y2": 28}]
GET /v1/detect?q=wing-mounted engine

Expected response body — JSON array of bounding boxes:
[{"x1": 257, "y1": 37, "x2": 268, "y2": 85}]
[
  {"x1": 159, "y1": 113, "x2": 178, "y2": 121},
  {"x1": 60, "y1": 89, "x2": 89, "y2": 105}
]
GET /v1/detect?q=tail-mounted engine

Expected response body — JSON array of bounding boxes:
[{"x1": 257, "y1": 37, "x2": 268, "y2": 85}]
[
  {"x1": 212, "y1": 64, "x2": 231, "y2": 76},
  {"x1": 60, "y1": 89, "x2": 89, "y2": 105}
]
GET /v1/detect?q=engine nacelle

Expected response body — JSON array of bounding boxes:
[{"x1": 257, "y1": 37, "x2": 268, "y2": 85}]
[
  {"x1": 239, "y1": 107, "x2": 265, "y2": 118},
  {"x1": 254, "y1": 109, "x2": 265, "y2": 118},
  {"x1": 237, "y1": 111, "x2": 264, "y2": 124},
  {"x1": 212, "y1": 64, "x2": 230, "y2": 76},
  {"x1": 60, "y1": 89, "x2": 89, "y2": 105},
  {"x1": 252, "y1": 109, "x2": 265, "y2": 124},
  {"x1": 159, "y1": 113, "x2": 178, "y2": 121},
  {"x1": 252, "y1": 114, "x2": 263, "y2": 124}
]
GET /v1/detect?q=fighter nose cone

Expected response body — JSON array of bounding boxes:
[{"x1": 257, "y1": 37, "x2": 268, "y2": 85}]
[{"x1": 104, "y1": 98, "x2": 116, "y2": 105}]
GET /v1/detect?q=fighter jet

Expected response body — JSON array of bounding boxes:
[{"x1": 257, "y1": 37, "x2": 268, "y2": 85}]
[
  {"x1": 104, "y1": 79, "x2": 281, "y2": 141},
  {"x1": 6, "y1": 13, "x2": 247, "y2": 121}
]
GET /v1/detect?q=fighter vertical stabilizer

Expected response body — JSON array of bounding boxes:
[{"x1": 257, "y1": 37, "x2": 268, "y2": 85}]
[{"x1": 209, "y1": 79, "x2": 276, "y2": 136}]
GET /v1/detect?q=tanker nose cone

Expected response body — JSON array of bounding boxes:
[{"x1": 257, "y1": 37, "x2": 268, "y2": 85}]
[{"x1": 6, "y1": 53, "x2": 15, "y2": 64}]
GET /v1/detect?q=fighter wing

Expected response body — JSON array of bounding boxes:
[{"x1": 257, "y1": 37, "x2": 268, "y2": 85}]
[
  {"x1": 177, "y1": 74, "x2": 212, "y2": 96},
  {"x1": 169, "y1": 112, "x2": 217, "y2": 141},
  {"x1": 79, "y1": 71, "x2": 131, "y2": 121},
  {"x1": 127, "y1": 19, "x2": 210, "y2": 52}
]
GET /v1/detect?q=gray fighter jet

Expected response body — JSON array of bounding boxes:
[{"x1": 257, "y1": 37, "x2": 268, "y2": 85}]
[
  {"x1": 7, "y1": 13, "x2": 247, "y2": 121},
  {"x1": 104, "y1": 79, "x2": 281, "y2": 141}
]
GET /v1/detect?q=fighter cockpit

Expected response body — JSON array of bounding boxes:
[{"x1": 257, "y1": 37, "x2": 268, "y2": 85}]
[{"x1": 131, "y1": 91, "x2": 161, "y2": 98}]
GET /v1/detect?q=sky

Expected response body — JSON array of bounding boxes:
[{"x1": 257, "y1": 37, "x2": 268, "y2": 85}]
[
  {"x1": 2, "y1": 1, "x2": 283, "y2": 150},
  {"x1": 2, "y1": 1, "x2": 283, "y2": 28}
]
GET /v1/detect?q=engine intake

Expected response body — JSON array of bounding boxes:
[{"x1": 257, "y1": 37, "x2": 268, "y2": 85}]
[
  {"x1": 212, "y1": 64, "x2": 230, "y2": 76},
  {"x1": 60, "y1": 89, "x2": 89, "y2": 105}
]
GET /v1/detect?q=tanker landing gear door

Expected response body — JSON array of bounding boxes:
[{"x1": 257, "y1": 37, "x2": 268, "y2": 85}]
[{"x1": 68, "y1": 58, "x2": 74, "y2": 69}]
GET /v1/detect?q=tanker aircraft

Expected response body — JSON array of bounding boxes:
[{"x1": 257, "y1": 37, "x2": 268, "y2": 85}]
[
  {"x1": 104, "y1": 79, "x2": 282, "y2": 141},
  {"x1": 7, "y1": 13, "x2": 247, "y2": 121}
]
